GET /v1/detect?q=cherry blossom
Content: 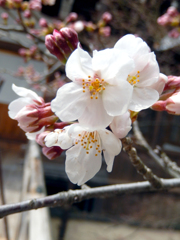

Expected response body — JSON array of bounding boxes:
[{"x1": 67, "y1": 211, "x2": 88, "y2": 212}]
[
  {"x1": 51, "y1": 44, "x2": 134, "y2": 130},
  {"x1": 45, "y1": 124, "x2": 122, "y2": 185},
  {"x1": 114, "y1": 34, "x2": 160, "y2": 112}
]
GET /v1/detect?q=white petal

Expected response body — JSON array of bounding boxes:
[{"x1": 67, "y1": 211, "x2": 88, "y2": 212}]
[
  {"x1": 12, "y1": 84, "x2": 41, "y2": 102},
  {"x1": 45, "y1": 131, "x2": 59, "y2": 147},
  {"x1": 110, "y1": 112, "x2": 132, "y2": 139},
  {"x1": 65, "y1": 44, "x2": 93, "y2": 81},
  {"x1": 8, "y1": 97, "x2": 33, "y2": 119},
  {"x1": 26, "y1": 127, "x2": 45, "y2": 140},
  {"x1": 79, "y1": 97, "x2": 113, "y2": 130},
  {"x1": 103, "y1": 82, "x2": 133, "y2": 116},
  {"x1": 99, "y1": 129, "x2": 122, "y2": 172},
  {"x1": 129, "y1": 87, "x2": 159, "y2": 111},
  {"x1": 92, "y1": 48, "x2": 134, "y2": 81},
  {"x1": 65, "y1": 143, "x2": 102, "y2": 185},
  {"x1": 57, "y1": 130, "x2": 73, "y2": 149},
  {"x1": 150, "y1": 73, "x2": 167, "y2": 95},
  {"x1": 134, "y1": 53, "x2": 160, "y2": 87},
  {"x1": 114, "y1": 34, "x2": 150, "y2": 58},
  {"x1": 51, "y1": 82, "x2": 89, "y2": 122}
]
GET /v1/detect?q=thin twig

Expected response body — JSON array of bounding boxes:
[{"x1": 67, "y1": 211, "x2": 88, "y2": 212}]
[
  {"x1": 1, "y1": 178, "x2": 180, "y2": 219},
  {"x1": 0, "y1": 151, "x2": 10, "y2": 240},
  {"x1": 122, "y1": 137, "x2": 162, "y2": 189},
  {"x1": 133, "y1": 121, "x2": 180, "y2": 178},
  {"x1": 0, "y1": 25, "x2": 24, "y2": 32}
]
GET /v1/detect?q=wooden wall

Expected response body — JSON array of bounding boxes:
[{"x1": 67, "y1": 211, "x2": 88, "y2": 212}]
[{"x1": 0, "y1": 103, "x2": 27, "y2": 143}]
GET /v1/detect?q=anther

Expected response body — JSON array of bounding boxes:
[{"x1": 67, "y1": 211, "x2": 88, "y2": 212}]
[
  {"x1": 86, "y1": 151, "x2": 89, "y2": 154},
  {"x1": 88, "y1": 76, "x2": 91, "y2": 78},
  {"x1": 90, "y1": 96, "x2": 93, "y2": 99},
  {"x1": 83, "y1": 90, "x2": 85, "y2": 93},
  {"x1": 95, "y1": 154, "x2": 98, "y2": 156},
  {"x1": 95, "y1": 96, "x2": 98, "y2": 99}
]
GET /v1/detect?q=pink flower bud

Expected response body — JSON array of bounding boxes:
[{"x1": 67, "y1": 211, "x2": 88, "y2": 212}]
[
  {"x1": 36, "y1": 131, "x2": 50, "y2": 146},
  {"x1": 157, "y1": 14, "x2": 169, "y2": 26},
  {"x1": 18, "y1": 48, "x2": 26, "y2": 57},
  {"x1": 99, "y1": 26, "x2": 111, "y2": 37},
  {"x1": 66, "y1": 12, "x2": 78, "y2": 23},
  {"x1": 60, "y1": 27, "x2": 79, "y2": 51},
  {"x1": 164, "y1": 75, "x2": 180, "y2": 91},
  {"x1": 53, "y1": 29, "x2": 72, "y2": 58},
  {"x1": 42, "y1": 146, "x2": 64, "y2": 160},
  {"x1": 23, "y1": 10, "x2": 32, "y2": 19},
  {"x1": 167, "y1": 6, "x2": 178, "y2": 17},
  {"x1": 168, "y1": 28, "x2": 180, "y2": 38},
  {"x1": 151, "y1": 100, "x2": 166, "y2": 111},
  {"x1": 102, "y1": 12, "x2": 112, "y2": 23},
  {"x1": 29, "y1": 0, "x2": 42, "y2": 11},
  {"x1": 45, "y1": 34, "x2": 67, "y2": 64},
  {"x1": 1, "y1": 12, "x2": 8, "y2": 20},
  {"x1": 42, "y1": 0, "x2": 56, "y2": 6},
  {"x1": 166, "y1": 92, "x2": 180, "y2": 114},
  {"x1": 45, "y1": 28, "x2": 79, "y2": 63},
  {"x1": 39, "y1": 18, "x2": 48, "y2": 28},
  {"x1": 0, "y1": 0, "x2": 6, "y2": 7}
]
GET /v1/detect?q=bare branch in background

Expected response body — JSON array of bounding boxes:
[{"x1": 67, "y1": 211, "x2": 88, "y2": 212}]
[
  {"x1": 122, "y1": 137, "x2": 162, "y2": 188},
  {"x1": 133, "y1": 121, "x2": 180, "y2": 178}
]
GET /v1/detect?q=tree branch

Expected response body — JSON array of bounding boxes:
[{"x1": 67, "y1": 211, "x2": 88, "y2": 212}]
[
  {"x1": 1, "y1": 178, "x2": 180, "y2": 219},
  {"x1": 122, "y1": 137, "x2": 162, "y2": 188},
  {"x1": 133, "y1": 121, "x2": 180, "y2": 178}
]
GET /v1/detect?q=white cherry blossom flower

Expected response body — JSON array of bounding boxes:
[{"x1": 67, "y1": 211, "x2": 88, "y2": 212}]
[
  {"x1": 51, "y1": 44, "x2": 134, "y2": 130},
  {"x1": 45, "y1": 124, "x2": 122, "y2": 185},
  {"x1": 114, "y1": 34, "x2": 160, "y2": 112},
  {"x1": 8, "y1": 84, "x2": 44, "y2": 140}
]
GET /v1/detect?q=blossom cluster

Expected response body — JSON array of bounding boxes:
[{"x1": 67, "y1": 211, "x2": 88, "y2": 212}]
[
  {"x1": 9, "y1": 32, "x2": 168, "y2": 185},
  {"x1": 157, "y1": 6, "x2": 180, "y2": 38}
]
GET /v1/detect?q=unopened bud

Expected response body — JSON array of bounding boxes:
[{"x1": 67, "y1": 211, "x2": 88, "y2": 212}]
[
  {"x1": 66, "y1": 12, "x2": 78, "y2": 23},
  {"x1": 167, "y1": 6, "x2": 178, "y2": 17},
  {"x1": 1, "y1": 12, "x2": 8, "y2": 25},
  {"x1": 151, "y1": 100, "x2": 166, "y2": 111},
  {"x1": 39, "y1": 18, "x2": 48, "y2": 27},
  {"x1": 99, "y1": 26, "x2": 111, "y2": 37},
  {"x1": 164, "y1": 75, "x2": 180, "y2": 91},
  {"x1": 23, "y1": 10, "x2": 31, "y2": 18},
  {"x1": 42, "y1": 146, "x2": 64, "y2": 160},
  {"x1": 102, "y1": 12, "x2": 112, "y2": 23},
  {"x1": 45, "y1": 27, "x2": 79, "y2": 63},
  {"x1": 45, "y1": 34, "x2": 66, "y2": 64},
  {"x1": 166, "y1": 92, "x2": 180, "y2": 115}
]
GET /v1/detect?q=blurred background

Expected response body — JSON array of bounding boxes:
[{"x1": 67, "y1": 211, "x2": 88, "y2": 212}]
[{"x1": 1, "y1": 0, "x2": 180, "y2": 239}]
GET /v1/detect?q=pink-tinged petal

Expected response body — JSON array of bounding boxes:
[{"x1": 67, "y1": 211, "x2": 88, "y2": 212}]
[
  {"x1": 103, "y1": 82, "x2": 133, "y2": 116},
  {"x1": 114, "y1": 34, "x2": 150, "y2": 58},
  {"x1": 8, "y1": 97, "x2": 32, "y2": 119},
  {"x1": 79, "y1": 97, "x2": 113, "y2": 130},
  {"x1": 51, "y1": 82, "x2": 89, "y2": 122},
  {"x1": 129, "y1": 87, "x2": 159, "y2": 112},
  {"x1": 65, "y1": 143, "x2": 102, "y2": 185},
  {"x1": 26, "y1": 126, "x2": 45, "y2": 140},
  {"x1": 110, "y1": 112, "x2": 132, "y2": 139},
  {"x1": 99, "y1": 129, "x2": 122, "y2": 172},
  {"x1": 65, "y1": 44, "x2": 93, "y2": 81},
  {"x1": 12, "y1": 84, "x2": 42, "y2": 102},
  {"x1": 92, "y1": 48, "x2": 134, "y2": 81},
  {"x1": 134, "y1": 53, "x2": 160, "y2": 87},
  {"x1": 150, "y1": 73, "x2": 168, "y2": 95}
]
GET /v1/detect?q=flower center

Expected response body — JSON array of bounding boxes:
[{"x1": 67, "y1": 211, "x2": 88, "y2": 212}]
[
  {"x1": 81, "y1": 75, "x2": 106, "y2": 100},
  {"x1": 127, "y1": 71, "x2": 140, "y2": 86},
  {"x1": 75, "y1": 131, "x2": 101, "y2": 156}
]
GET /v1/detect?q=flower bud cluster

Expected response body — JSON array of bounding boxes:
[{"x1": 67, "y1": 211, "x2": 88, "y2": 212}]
[
  {"x1": 18, "y1": 45, "x2": 42, "y2": 62},
  {"x1": 45, "y1": 27, "x2": 79, "y2": 64},
  {"x1": 157, "y1": 6, "x2": 180, "y2": 38}
]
